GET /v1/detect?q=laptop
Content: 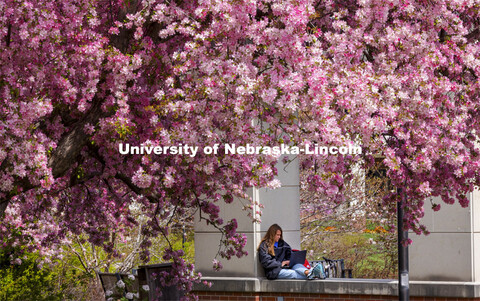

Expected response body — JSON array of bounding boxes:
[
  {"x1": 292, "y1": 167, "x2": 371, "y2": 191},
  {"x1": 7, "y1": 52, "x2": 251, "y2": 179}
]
[{"x1": 282, "y1": 250, "x2": 307, "y2": 269}]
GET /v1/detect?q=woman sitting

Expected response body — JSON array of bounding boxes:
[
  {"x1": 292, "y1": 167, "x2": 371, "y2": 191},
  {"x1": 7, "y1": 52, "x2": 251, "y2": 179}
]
[{"x1": 257, "y1": 224, "x2": 323, "y2": 279}]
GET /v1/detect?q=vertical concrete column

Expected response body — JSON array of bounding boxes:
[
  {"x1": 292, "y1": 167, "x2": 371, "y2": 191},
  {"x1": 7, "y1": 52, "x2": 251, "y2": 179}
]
[
  {"x1": 409, "y1": 190, "x2": 480, "y2": 281},
  {"x1": 194, "y1": 158, "x2": 301, "y2": 277}
]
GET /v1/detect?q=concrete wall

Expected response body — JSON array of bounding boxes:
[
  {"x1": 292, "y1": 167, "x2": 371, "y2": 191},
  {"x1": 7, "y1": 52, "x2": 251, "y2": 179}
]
[
  {"x1": 193, "y1": 277, "x2": 480, "y2": 300},
  {"x1": 409, "y1": 191, "x2": 480, "y2": 281},
  {"x1": 194, "y1": 158, "x2": 301, "y2": 277}
]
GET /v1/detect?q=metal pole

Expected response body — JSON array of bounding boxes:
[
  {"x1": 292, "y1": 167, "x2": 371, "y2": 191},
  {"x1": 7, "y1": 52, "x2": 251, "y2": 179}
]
[
  {"x1": 182, "y1": 224, "x2": 186, "y2": 248},
  {"x1": 397, "y1": 188, "x2": 409, "y2": 301}
]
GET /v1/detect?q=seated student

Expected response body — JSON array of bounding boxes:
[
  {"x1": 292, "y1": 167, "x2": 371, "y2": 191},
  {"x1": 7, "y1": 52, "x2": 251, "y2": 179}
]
[{"x1": 257, "y1": 224, "x2": 323, "y2": 280}]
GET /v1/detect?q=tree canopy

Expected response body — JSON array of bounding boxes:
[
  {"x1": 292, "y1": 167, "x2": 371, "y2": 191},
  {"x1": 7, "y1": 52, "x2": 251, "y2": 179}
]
[{"x1": 2, "y1": 0, "x2": 480, "y2": 297}]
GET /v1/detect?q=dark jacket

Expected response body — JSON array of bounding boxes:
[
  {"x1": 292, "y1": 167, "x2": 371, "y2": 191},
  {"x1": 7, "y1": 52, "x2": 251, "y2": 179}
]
[{"x1": 258, "y1": 239, "x2": 292, "y2": 279}]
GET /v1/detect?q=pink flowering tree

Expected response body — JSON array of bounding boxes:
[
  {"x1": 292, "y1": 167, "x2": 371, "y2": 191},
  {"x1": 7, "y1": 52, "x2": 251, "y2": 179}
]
[{"x1": 2, "y1": 0, "x2": 480, "y2": 297}]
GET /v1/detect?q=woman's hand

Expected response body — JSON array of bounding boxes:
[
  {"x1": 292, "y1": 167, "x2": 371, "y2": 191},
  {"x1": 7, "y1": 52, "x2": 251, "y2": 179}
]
[{"x1": 281, "y1": 260, "x2": 290, "y2": 267}]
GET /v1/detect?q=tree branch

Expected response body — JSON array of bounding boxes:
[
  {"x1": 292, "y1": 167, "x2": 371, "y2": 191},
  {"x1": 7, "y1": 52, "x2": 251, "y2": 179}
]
[
  {"x1": 49, "y1": 98, "x2": 110, "y2": 178},
  {"x1": 5, "y1": 22, "x2": 11, "y2": 47}
]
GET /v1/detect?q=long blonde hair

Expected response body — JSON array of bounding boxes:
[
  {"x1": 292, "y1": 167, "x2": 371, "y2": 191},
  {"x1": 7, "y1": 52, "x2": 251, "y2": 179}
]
[{"x1": 258, "y1": 224, "x2": 283, "y2": 256}]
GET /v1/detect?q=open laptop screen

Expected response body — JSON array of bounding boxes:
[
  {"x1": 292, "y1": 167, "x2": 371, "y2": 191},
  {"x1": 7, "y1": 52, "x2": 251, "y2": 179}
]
[{"x1": 288, "y1": 250, "x2": 307, "y2": 268}]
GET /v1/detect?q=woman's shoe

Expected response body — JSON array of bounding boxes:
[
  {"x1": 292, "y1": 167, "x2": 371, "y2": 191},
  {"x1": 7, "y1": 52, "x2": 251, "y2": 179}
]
[{"x1": 308, "y1": 263, "x2": 326, "y2": 279}]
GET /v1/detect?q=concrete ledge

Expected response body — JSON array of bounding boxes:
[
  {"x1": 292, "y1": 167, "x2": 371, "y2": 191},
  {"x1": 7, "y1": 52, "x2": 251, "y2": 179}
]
[
  {"x1": 410, "y1": 281, "x2": 480, "y2": 298},
  {"x1": 193, "y1": 277, "x2": 480, "y2": 298}
]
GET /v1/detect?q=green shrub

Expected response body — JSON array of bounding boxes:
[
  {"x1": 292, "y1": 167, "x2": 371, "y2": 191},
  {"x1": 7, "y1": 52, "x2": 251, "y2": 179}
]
[{"x1": 0, "y1": 250, "x2": 70, "y2": 301}]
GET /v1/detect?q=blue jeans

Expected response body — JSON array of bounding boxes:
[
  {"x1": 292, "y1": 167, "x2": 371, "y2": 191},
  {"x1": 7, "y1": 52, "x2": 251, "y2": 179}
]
[{"x1": 277, "y1": 263, "x2": 308, "y2": 279}]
